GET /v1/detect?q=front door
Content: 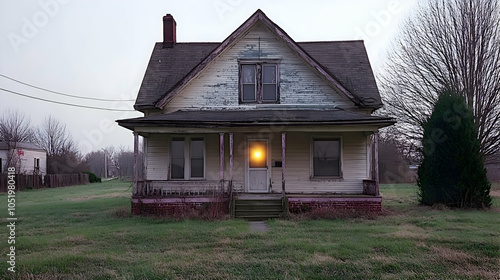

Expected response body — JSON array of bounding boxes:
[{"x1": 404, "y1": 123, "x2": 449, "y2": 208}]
[{"x1": 247, "y1": 140, "x2": 269, "y2": 192}]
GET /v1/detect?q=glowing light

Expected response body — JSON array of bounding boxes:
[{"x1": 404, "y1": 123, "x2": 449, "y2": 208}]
[{"x1": 254, "y1": 150, "x2": 262, "y2": 159}]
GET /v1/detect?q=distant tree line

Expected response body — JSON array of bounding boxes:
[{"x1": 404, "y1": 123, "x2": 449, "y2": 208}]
[{"x1": 0, "y1": 110, "x2": 134, "y2": 178}]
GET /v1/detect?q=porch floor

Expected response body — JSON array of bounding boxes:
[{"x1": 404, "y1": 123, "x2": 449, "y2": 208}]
[
  {"x1": 235, "y1": 193, "x2": 379, "y2": 199},
  {"x1": 287, "y1": 194, "x2": 380, "y2": 198}
]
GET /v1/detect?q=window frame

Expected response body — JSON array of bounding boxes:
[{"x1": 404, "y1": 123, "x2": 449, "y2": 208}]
[
  {"x1": 169, "y1": 136, "x2": 206, "y2": 180},
  {"x1": 310, "y1": 137, "x2": 343, "y2": 179},
  {"x1": 239, "y1": 59, "x2": 280, "y2": 104},
  {"x1": 34, "y1": 158, "x2": 40, "y2": 174}
]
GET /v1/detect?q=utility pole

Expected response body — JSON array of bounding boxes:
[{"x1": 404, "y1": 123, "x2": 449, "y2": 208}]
[{"x1": 103, "y1": 149, "x2": 107, "y2": 179}]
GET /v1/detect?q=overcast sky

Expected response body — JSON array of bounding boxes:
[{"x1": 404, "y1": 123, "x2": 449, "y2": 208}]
[{"x1": 0, "y1": 0, "x2": 418, "y2": 154}]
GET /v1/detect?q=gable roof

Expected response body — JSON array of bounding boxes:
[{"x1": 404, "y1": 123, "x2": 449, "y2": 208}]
[
  {"x1": 134, "y1": 10, "x2": 383, "y2": 111},
  {"x1": 299, "y1": 41, "x2": 382, "y2": 108},
  {"x1": 0, "y1": 141, "x2": 45, "y2": 152}
]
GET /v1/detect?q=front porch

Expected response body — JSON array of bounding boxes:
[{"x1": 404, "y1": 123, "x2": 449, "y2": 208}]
[
  {"x1": 123, "y1": 110, "x2": 389, "y2": 218},
  {"x1": 131, "y1": 178, "x2": 381, "y2": 218}
]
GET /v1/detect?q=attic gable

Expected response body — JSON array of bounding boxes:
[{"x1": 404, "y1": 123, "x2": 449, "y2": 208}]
[
  {"x1": 155, "y1": 9, "x2": 360, "y2": 109},
  {"x1": 165, "y1": 22, "x2": 356, "y2": 110}
]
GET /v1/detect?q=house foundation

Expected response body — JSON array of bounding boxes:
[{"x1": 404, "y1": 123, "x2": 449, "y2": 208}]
[
  {"x1": 131, "y1": 195, "x2": 381, "y2": 216},
  {"x1": 287, "y1": 196, "x2": 382, "y2": 213},
  {"x1": 131, "y1": 197, "x2": 230, "y2": 216}
]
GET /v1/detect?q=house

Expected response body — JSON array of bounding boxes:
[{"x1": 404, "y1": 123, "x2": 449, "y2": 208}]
[
  {"x1": 0, "y1": 141, "x2": 47, "y2": 176},
  {"x1": 117, "y1": 10, "x2": 395, "y2": 218}
]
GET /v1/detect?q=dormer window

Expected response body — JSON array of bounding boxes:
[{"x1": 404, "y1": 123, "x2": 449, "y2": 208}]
[{"x1": 240, "y1": 60, "x2": 279, "y2": 103}]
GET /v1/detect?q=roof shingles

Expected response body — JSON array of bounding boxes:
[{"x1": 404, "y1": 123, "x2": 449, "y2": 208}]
[{"x1": 134, "y1": 43, "x2": 218, "y2": 110}]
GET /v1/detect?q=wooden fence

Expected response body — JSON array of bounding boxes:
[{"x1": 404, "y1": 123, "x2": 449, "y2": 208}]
[{"x1": 0, "y1": 173, "x2": 89, "y2": 192}]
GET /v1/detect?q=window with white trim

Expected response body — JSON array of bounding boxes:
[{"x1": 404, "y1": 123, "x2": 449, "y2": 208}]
[
  {"x1": 240, "y1": 62, "x2": 279, "y2": 103},
  {"x1": 171, "y1": 137, "x2": 205, "y2": 180},
  {"x1": 312, "y1": 139, "x2": 341, "y2": 177}
]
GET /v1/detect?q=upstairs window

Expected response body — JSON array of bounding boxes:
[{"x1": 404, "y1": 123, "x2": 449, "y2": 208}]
[
  {"x1": 240, "y1": 62, "x2": 279, "y2": 103},
  {"x1": 241, "y1": 65, "x2": 257, "y2": 102}
]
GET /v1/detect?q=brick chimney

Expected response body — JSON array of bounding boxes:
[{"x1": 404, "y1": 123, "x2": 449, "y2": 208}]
[{"x1": 163, "y1": 14, "x2": 176, "y2": 48}]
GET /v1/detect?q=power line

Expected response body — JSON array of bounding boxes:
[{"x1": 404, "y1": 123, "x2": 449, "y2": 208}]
[
  {"x1": 0, "y1": 74, "x2": 135, "y2": 102},
  {"x1": 1, "y1": 87, "x2": 136, "y2": 112}
]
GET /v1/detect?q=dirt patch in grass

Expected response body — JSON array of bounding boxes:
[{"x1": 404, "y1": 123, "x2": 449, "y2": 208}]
[
  {"x1": 432, "y1": 246, "x2": 474, "y2": 264},
  {"x1": 392, "y1": 224, "x2": 429, "y2": 240},
  {"x1": 61, "y1": 234, "x2": 89, "y2": 246},
  {"x1": 432, "y1": 246, "x2": 498, "y2": 278},
  {"x1": 312, "y1": 252, "x2": 335, "y2": 263},
  {"x1": 489, "y1": 189, "x2": 500, "y2": 197}
]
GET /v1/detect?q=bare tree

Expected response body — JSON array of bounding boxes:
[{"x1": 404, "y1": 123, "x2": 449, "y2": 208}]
[
  {"x1": 0, "y1": 110, "x2": 33, "y2": 169},
  {"x1": 33, "y1": 116, "x2": 85, "y2": 173},
  {"x1": 34, "y1": 116, "x2": 74, "y2": 157},
  {"x1": 380, "y1": 0, "x2": 500, "y2": 158},
  {"x1": 84, "y1": 150, "x2": 105, "y2": 178},
  {"x1": 114, "y1": 147, "x2": 134, "y2": 178}
]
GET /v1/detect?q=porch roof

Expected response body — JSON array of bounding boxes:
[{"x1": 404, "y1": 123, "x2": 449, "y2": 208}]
[{"x1": 117, "y1": 109, "x2": 395, "y2": 130}]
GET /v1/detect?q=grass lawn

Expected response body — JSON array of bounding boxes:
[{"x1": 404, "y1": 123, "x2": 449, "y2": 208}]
[{"x1": 0, "y1": 181, "x2": 499, "y2": 279}]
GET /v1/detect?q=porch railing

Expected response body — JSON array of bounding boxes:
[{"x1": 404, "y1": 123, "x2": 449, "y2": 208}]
[{"x1": 134, "y1": 180, "x2": 232, "y2": 197}]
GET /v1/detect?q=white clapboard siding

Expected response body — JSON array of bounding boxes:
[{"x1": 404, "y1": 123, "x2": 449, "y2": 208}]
[
  {"x1": 145, "y1": 131, "x2": 368, "y2": 194},
  {"x1": 166, "y1": 22, "x2": 354, "y2": 111},
  {"x1": 10, "y1": 149, "x2": 47, "y2": 176},
  {"x1": 204, "y1": 134, "x2": 220, "y2": 181},
  {"x1": 145, "y1": 134, "x2": 169, "y2": 180},
  {"x1": 270, "y1": 132, "x2": 367, "y2": 194},
  {"x1": 229, "y1": 133, "x2": 247, "y2": 189},
  {"x1": 146, "y1": 134, "x2": 224, "y2": 182},
  {"x1": 0, "y1": 150, "x2": 6, "y2": 173}
]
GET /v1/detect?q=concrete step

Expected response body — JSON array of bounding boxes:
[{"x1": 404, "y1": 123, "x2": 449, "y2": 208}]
[
  {"x1": 235, "y1": 204, "x2": 282, "y2": 209},
  {"x1": 235, "y1": 199, "x2": 282, "y2": 205}
]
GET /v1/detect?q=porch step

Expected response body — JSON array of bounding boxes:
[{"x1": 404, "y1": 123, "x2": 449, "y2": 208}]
[{"x1": 233, "y1": 198, "x2": 284, "y2": 220}]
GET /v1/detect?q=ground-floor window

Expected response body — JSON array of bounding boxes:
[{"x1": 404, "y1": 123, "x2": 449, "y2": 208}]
[
  {"x1": 34, "y1": 158, "x2": 40, "y2": 174},
  {"x1": 171, "y1": 137, "x2": 205, "y2": 180},
  {"x1": 312, "y1": 139, "x2": 341, "y2": 177}
]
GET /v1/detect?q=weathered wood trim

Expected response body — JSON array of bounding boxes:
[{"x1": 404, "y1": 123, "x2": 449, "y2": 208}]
[
  {"x1": 155, "y1": 9, "x2": 359, "y2": 109},
  {"x1": 276, "y1": 63, "x2": 281, "y2": 104},
  {"x1": 219, "y1": 133, "x2": 224, "y2": 182},
  {"x1": 229, "y1": 133, "x2": 234, "y2": 183},
  {"x1": 133, "y1": 132, "x2": 139, "y2": 196},
  {"x1": 245, "y1": 137, "x2": 271, "y2": 193},
  {"x1": 238, "y1": 61, "x2": 280, "y2": 104},
  {"x1": 256, "y1": 64, "x2": 262, "y2": 103},
  {"x1": 374, "y1": 132, "x2": 380, "y2": 195},
  {"x1": 237, "y1": 58, "x2": 282, "y2": 64},
  {"x1": 134, "y1": 125, "x2": 382, "y2": 134},
  {"x1": 309, "y1": 135, "x2": 344, "y2": 179},
  {"x1": 281, "y1": 132, "x2": 286, "y2": 200}
]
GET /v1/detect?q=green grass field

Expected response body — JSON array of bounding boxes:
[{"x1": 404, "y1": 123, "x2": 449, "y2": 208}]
[{"x1": 1, "y1": 181, "x2": 499, "y2": 279}]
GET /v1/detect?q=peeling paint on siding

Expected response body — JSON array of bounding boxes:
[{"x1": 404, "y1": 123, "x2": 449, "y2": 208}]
[{"x1": 166, "y1": 23, "x2": 355, "y2": 112}]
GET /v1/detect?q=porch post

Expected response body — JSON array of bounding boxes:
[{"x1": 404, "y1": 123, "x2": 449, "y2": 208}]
[
  {"x1": 229, "y1": 133, "x2": 234, "y2": 186},
  {"x1": 219, "y1": 133, "x2": 225, "y2": 185},
  {"x1": 281, "y1": 132, "x2": 286, "y2": 199},
  {"x1": 374, "y1": 132, "x2": 380, "y2": 195},
  {"x1": 133, "y1": 132, "x2": 139, "y2": 196}
]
